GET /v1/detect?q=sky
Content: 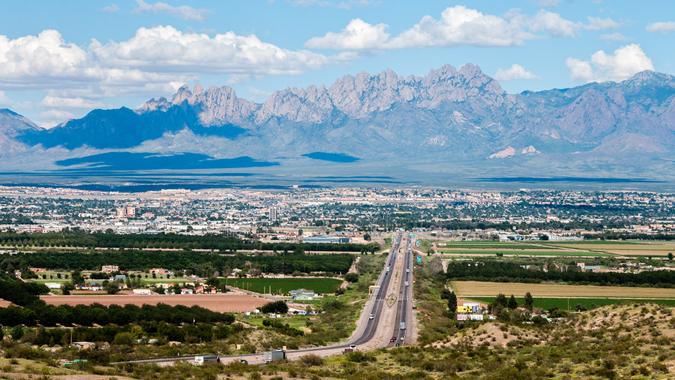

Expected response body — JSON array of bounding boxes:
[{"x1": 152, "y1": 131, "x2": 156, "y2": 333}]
[{"x1": 0, "y1": 0, "x2": 674, "y2": 127}]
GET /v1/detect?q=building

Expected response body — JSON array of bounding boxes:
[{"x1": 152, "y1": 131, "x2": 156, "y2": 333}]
[
  {"x1": 289, "y1": 288, "x2": 317, "y2": 300},
  {"x1": 101, "y1": 265, "x2": 119, "y2": 273},
  {"x1": 456, "y1": 302, "x2": 483, "y2": 317},
  {"x1": 132, "y1": 288, "x2": 153, "y2": 295},
  {"x1": 116, "y1": 206, "x2": 136, "y2": 218},
  {"x1": 269, "y1": 207, "x2": 278, "y2": 222},
  {"x1": 302, "y1": 235, "x2": 351, "y2": 244}
]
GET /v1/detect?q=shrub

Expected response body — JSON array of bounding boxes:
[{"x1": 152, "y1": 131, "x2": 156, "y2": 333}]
[{"x1": 260, "y1": 301, "x2": 289, "y2": 314}]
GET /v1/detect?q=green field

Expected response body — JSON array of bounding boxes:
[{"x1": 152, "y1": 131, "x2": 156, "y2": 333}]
[
  {"x1": 223, "y1": 277, "x2": 342, "y2": 295},
  {"x1": 465, "y1": 296, "x2": 675, "y2": 311},
  {"x1": 439, "y1": 242, "x2": 541, "y2": 249},
  {"x1": 437, "y1": 250, "x2": 609, "y2": 257},
  {"x1": 140, "y1": 277, "x2": 194, "y2": 284}
]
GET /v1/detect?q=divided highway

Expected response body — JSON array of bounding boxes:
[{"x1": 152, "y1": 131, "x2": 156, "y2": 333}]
[
  {"x1": 391, "y1": 234, "x2": 414, "y2": 346},
  {"x1": 112, "y1": 232, "x2": 414, "y2": 366}
]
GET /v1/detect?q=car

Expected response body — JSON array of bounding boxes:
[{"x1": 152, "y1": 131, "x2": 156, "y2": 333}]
[
  {"x1": 369, "y1": 313, "x2": 374, "y2": 320},
  {"x1": 390, "y1": 337, "x2": 397, "y2": 343}
]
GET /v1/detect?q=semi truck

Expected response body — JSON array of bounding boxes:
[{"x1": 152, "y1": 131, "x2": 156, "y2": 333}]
[{"x1": 263, "y1": 349, "x2": 286, "y2": 363}]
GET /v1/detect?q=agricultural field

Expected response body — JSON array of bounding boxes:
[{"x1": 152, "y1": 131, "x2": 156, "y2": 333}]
[
  {"x1": 223, "y1": 277, "x2": 343, "y2": 295},
  {"x1": 465, "y1": 296, "x2": 675, "y2": 310},
  {"x1": 436, "y1": 249, "x2": 608, "y2": 257},
  {"x1": 432, "y1": 239, "x2": 675, "y2": 258},
  {"x1": 29, "y1": 270, "x2": 71, "y2": 283},
  {"x1": 451, "y1": 280, "x2": 675, "y2": 299},
  {"x1": 543, "y1": 240, "x2": 675, "y2": 257},
  {"x1": 40, "y1": 293, "x2": 268, "y2": 312}
]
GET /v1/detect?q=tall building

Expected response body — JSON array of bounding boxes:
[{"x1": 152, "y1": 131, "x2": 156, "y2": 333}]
[
  {"x1": 269, "y1": 207, "x2": 278, "y2": 222},
  {"x1": 125, "y1": 206, "x2": 136, "y2": 218}
]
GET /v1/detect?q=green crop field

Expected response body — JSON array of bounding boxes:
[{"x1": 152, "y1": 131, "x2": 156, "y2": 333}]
[
  {"x1": 437, "y1": 250, "x2": 609, "y2": 257},
  {"x1": 439, "y1": 242, "x2": 541, "y2": 249},
  {"x1": 465, "y1": 296, "x2": 675, "y2": 311},
  {"x1": 223, "y1": 277, "x2": 342, "y2": 295}
]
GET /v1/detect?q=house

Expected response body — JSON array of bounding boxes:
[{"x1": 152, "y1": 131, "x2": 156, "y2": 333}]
[
  {"x1": 149, "y1": 268, "x2": 171, "y2": 276},
  {"x1": 72, "y1": 341, "x2": 96, "y2": 350},
  {"x1": 132, "y1": 288, "x2": 153, "y2": 295},
  {"x1": 45, "y1": 282, "x2": 63, "y2": 290},
  {"x1": 289, "y1": 288, "x2": 317, "y2": 300},
  {"x1": 101, "y1": 265, "x2": 119, "y2": 273},
  {"x1": 113, "y1": 274, "x2": 127, "y2": 282}
]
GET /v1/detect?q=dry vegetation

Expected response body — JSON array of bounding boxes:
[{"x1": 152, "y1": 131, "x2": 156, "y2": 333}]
[{"x1": 452, "y1": 280, "x2": 675, "y2": 299}]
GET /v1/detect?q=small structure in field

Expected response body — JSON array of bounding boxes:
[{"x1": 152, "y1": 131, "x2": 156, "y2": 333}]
[{"x1": 289, "y1": 288, "x2": 317, "y2": 301}]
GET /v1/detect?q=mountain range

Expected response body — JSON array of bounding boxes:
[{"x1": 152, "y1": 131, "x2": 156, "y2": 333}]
[{"x1": 1, "y1": 64, "x2": 674, "y2": 187}]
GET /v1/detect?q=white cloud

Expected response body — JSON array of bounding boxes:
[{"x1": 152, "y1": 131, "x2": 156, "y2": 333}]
[
  {"x1": 306, "y1": 6, "x2": 613, "y2": 50},
  {"x1": 388, "y1": 6, "x2": 533, "y2": 48},
  {"x1": 530, "y1": 10, "x2": 578, "y2": 37},
  {"x1": 600, "y1": 32, "x2": 625, "y2": 41},
  {"x1": 91, "y1": 25, "x2": 329, "y2": 75},
  {"x1": 102, "y1": 4, "x2": 119, "y2": 13},
  {"x1": 533, "y1": 0, "x2": 559, "y2": 7},
  {"x1": 494, "y1": 64, "x2": 538, "y2": 81},
  {"x1": 646, "y1": 21, "x2": 675, "y2": 33},
  {"x1": 134, "y1": 0, "x2": 208, "y2": 21},
  {"x1": 306, "y1": 18, "x2": 389, "y2": 49},
  {"x1": 288, "y1": 0, "x2": 375, "y2": 10},
  {"x1": 37, "y1": 109, "x2": 76, "y2": 128},
  {"x1": 41, "y1": 96, "x2": 108, "y2": 109},
  {"x1": 0, "y1": 90, "x2": 10, "y2": 106},
  {"x1": 566, "y1": 44, "x2": 654, "y2": 83},
  {"x1": 585, "y1": 17, "x2": 620, "y2": 30},
  {"x1": 0, "y1": 27, "x2": 331, "y2": 97}
]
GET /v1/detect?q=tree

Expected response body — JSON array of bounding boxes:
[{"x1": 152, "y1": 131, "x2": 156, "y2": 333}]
[
  {"x1": 344, "y1": 273, "x2": 359, "y2": 283},
  {"x1": 508, "y1": 295, "x2": 518, "y2": 309},
  {"x1": 363, "y1": 233, "x2": 371, "y2": 241},
  {"x1": 105, "y1": 283, "x2": 120, "y2": 295},
  {"x1": 113, "y1": 332, "x2": 134, "y2": 345},
  {"x1": 447, "y1": 291, "x2": 458, "y2": 318},
  {"x1": 61, "y1": 283, "x2": 74, "y2": 295},
  {"x1": 494, "y1": 293, "x2": 507, "y2": 307},
  {"x1": 524, "y1": 292, "x2": 534, "y2": 311},
  {"x1": 668, "y1": 252, "x2": 673, "y2": 261},
  {"x1": 260, "y1": 301, "x2": 288, "y2": 314}
]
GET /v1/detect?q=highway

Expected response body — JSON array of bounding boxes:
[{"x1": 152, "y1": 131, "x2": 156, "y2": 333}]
[
  {"x1": 391, "y1": 234, "x2": 414, "y2": 346},
  {"x1": 112, "y1": 232, "x2": 415, "y2": 366}
]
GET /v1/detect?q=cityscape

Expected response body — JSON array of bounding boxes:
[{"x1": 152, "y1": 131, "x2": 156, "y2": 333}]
[{"x1": 0, "y1": 1, "x2": 674, "y2": 379}]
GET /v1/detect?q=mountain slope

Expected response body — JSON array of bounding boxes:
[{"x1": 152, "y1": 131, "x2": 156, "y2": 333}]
[{"x1": 3, "y1": 64, "x2": 674, "y2": 178}]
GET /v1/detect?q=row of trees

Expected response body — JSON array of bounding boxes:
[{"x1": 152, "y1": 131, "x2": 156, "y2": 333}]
[
  {"x1": 0, "y1": 303, "x2": 235, "y2": 327},
  {"x1": 446, "y1": 261, "x2": 675, "y2": 287},
  {"x1": 0, "y1": 231, "x2": 379, "y2": 252},
  {"x1": 12, "y1": 250, "x2": 355, "y2": 275}
]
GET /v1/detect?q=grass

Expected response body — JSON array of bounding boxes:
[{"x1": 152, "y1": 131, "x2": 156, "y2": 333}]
[
  {"x1": 452, "y1": 280, "x2": 675, "y2": 299},
  {"x1": 223, "y1": 277, "x2": 342, "y2": 295},
  {"x1": 465, "y1": 296, "x2": 675, "y2": 311}
]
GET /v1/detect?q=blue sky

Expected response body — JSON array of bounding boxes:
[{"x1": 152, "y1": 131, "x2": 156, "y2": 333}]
[{"x1": 0, "y1": 0, "x2": 674, "y2": 127}]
